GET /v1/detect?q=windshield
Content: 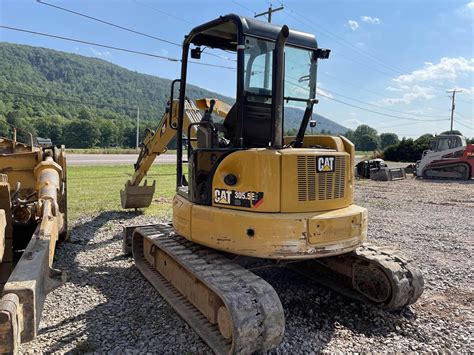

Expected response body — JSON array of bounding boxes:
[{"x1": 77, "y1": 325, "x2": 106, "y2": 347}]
[{"x1": 243, "y1": 36, "x2": 316, "y2": 101}]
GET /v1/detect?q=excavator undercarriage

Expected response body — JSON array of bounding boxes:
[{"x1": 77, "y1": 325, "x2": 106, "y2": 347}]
[{"x1": 124, "y1": 224, "x2": 423, "y2": 354}]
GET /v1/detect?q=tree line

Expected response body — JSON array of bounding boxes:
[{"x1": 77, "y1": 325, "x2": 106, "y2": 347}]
[{"x1": 344, "y1": 124, "x2": 473, "y2": 162}]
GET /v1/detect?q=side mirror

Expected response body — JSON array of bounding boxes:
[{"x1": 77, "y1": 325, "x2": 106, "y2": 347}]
[
  {"x1": 315, "y1": 48, "x2": 331, "y2": 60},
  {"x1": 191, "y1": 47, "x2": 201, "y2": 59}
]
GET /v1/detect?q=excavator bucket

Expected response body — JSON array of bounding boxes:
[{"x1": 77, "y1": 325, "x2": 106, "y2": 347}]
[{"x1": 120, "y1": 180, "x2": 156, "y2": 209}]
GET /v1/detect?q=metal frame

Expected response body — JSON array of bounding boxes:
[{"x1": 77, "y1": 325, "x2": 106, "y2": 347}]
[
  {"x1": 175, "y1": 14, "x2": 322, "y2": 189},
  {"x1": 176, "y1": 15, "x2": 245, "y2": 189}
]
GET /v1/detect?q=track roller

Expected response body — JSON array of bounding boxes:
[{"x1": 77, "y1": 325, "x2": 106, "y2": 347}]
[{"x1": 289, "y1": 244, "x2": 424, "y2": 311}]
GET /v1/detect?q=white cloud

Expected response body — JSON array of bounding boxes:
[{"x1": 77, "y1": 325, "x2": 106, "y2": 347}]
[
  {"x1": 316, "y1": 87, "x2": 333, "y2": 99},
  {"x1": 446, "y1": 86, "x2": 474, "y2": 96},
  {"x1": 378, "y1": 85, "x2": 436, "y2": 106},
  {"x1": 379, "y1": 57, "x2": 474, "y2": 107},
  {"x1": 386, "y1": 85, "x2": 405, "y2": 92},
  {"x1": 393, "y1": 57, "x2": 474, "y2": 84},
  {"x1": 457, "y1": 1, "x2": 474, "y2": 16},
  {"x1": 342, "y1": 118, "x2": 363, "y2": 129},
  {"x1": 316, "y1": 83, "x2": 333, "y2": 99},
  {"x1": 89, "y1": 47, "x2": 112, "y2": 58},
  {"x1": 346, "y1": 20, "x2": 359, "y2": 31},
  {"x1": 361, "y1": 16, "x2": 381, "y2": 24}
]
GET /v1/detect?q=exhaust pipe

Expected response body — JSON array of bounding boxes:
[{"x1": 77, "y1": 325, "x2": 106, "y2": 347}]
[{"x1": 271, "y1": 25, "x2": 289, "y2": 149}]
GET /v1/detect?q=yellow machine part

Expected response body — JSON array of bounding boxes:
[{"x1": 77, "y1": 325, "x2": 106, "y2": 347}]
[
  {"x1": 174, "y1": 194, "x2": 367, "y2": 259},
  {"x1": 0, "y1": 136, "x2": 67, "y2": 353},
  {"x1": 121, "y1": 99, "x2": 202, "y2": 209},
  {"x1": 0, "y1": 209, "x2": 5, "y2": 263},
  {"x1": 174, "y1": 135, "x2": 367, "y2": 259}
]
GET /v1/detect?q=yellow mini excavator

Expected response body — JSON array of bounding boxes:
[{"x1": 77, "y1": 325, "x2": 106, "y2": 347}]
[{"x1": 121, "y1": 15, "x2": 424, "y2": 354}]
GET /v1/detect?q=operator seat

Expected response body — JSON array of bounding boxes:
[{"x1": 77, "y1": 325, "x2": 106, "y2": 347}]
[{"x1": 224, "y1": 88, "x2": 273, "y2": 148}]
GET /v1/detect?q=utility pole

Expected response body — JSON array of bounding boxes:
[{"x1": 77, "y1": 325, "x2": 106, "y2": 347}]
[
  {"x1": 446, "y1": 89, "x2": 462, "y2": 133},
  {"x1": 135, "y1": 106, "x2": 140, "y2": 149},
  {"x1": 255, "y1": 4, "x2": 284, "y2": 89}
]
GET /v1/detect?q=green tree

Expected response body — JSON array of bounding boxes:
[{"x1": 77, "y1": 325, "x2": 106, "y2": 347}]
[
  {"x1": 0, "y1": 117, "x2": 10, "y2": 138},
  {"x1": 380, "y1": 133, "x2": 399, "y2": 149},
  {"x1": 97, "y1": 118, "x2": 120, "y2": 147},
  {"x1": 63, "y1": 119, "x2": 100, "y2": 148},
  {"x1": 358, "y1": 134, "x2": 379, "y2": 151},
  {"x1": 78, "y1": 108, "x2": 93, "y2": 120},
  {"x1": 414, "y1": 133, "x2": 434, "y2": 149},
  {"x1": 33, "y1": 115, "x2": 66, "y2": 144},
  {"x1": 383, "y1": 134, "x2": 434, "y2": 162},
  {"x1": 347, "y1": 124, "x2": 380, "y2": 150},
  {"x1": 441, "y1": 130, "x2": 463, "y2": 135}
]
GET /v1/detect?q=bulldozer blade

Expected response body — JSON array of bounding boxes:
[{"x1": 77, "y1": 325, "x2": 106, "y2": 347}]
[{"x1": 120, "y1": 180, "x2": 156, "y2": 209}]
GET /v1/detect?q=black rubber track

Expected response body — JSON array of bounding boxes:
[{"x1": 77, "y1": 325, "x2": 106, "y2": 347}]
[
  {"x1": 289, "y1": 244, "x2": 424, "y2": 311},
  {"x1": 132, "y1": 224, "x2": 284, "y2": 354}
]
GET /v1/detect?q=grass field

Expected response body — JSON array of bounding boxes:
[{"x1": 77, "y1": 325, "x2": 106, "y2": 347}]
[
  {"x1": 68, "y1": 165, "x2": 179, "y2": 220},
  {"x1": 66, "y1": 148, "x2": 177, "y2": 155},
  {"x1": 355, "y1": 151, "x2": 374, "y2": 157}
]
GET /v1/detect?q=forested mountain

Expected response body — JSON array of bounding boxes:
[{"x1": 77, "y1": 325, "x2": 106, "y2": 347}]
[{"x1": 0, "y1": 42, "x2": 347, "y2": 148}]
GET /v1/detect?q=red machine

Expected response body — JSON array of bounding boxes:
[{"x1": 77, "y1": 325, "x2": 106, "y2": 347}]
[{"x1": 415, "y1": 135, "x2": 474, "y2": 180}]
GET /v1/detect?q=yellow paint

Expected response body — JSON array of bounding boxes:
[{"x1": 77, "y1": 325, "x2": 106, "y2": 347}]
[
  {"x1": 173, "y1": 195, "x2": 192, "y2": 237},
  {"x1": 280, "y1": 149, "x2": 353, "y2": 212},
  {"x1": 173, "y1": 195, "x2": 367, "y2": 259},
  {"x1": 211, "y1": 149, "x2": 281, "y2": 212}
]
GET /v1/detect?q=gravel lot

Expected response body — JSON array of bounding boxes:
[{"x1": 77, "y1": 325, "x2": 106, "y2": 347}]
[{"x1": 22, "y1": 177, "x2": 473, "y2": 353}]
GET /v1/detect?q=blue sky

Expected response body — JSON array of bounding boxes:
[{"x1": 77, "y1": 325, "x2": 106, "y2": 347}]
[{"x1": 1, "y1": 0, "x2": 473, "y2": 137}]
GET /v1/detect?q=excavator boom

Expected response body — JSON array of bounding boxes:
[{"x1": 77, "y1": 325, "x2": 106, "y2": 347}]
[{"x1": 121, "y1": 99, "x2": 204, "y2": 208}]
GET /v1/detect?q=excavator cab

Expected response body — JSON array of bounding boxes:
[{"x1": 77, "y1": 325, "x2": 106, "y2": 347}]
[{"x1": 175, "y1": 15, "x2": 330, "y2": 206}]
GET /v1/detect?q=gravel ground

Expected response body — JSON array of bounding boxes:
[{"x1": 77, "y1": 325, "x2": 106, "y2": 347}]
[{"x1": 21, "y1": 177, "x2": 473, "y2": 353}]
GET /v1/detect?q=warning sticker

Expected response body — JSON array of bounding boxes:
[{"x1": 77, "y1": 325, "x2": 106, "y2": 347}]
[{"x1": 214, "y1": 189, "x2": 264, "y2": 208}]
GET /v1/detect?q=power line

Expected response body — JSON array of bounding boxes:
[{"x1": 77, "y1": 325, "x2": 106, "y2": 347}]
[
  {"x1": 321, "y1": 87, "x2": 448, "y2": 119},
  {"x1": 0, "y1": 25, "x2": 235, "y2": 70},
  {"x1": 36, "y1": 0, "x2": 233, "y2": 62},
  {"x1": 36, "y1": 0, "x2": 180, "y2": 47},
  {"x1": 231, "y1": 0, "x2": 256, "y2": 15},
  {"x1": 317, "y1": 92, "x2": 449, "y2": 122},
  {"x1": 280, "y1": 3, "x2": 451, "y2": 93},
  {"x1": 375, "y1": 121, "x2": 428, "y2": 130},
  {"x1": 280, "y1": 9, "x2": 403, "y2": 81},
  {"x1": 321, "y1": 72, "x2": 453, "y2": 116},
  {"x1": 285, "y1": 78, "x2": 448, "y2": 123},
  {"x1": 132, "y1": 0, "x2": 195, "y2": 26},
  {"x1": 0, "y1": 88, "x2": 137, "y2": 110},
  {"x1": 280, "y1": 4, "x2": 408, "y2": 77},
  {"x1": 456, "y1": 111, "x2": 472, "y2": 120},
  {"x1": 454, "y1": 119, "x2": 473, "y2": 130}
]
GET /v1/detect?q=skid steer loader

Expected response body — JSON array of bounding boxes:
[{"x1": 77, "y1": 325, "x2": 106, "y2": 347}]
[
  {"x1": 415, "y1": 134, "x2": 473, "y2": 179},
  {"x1": 0, "y1": 127, "x2": 67, "y2": 353},
  {"x1": 121, "y1": 15, "x2": 424, "y2": 353}
]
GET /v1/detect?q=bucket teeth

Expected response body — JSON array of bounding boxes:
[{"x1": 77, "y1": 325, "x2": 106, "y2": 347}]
[{"x1": 120, "y1": 180, "x2": 156, "y2": 209}]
